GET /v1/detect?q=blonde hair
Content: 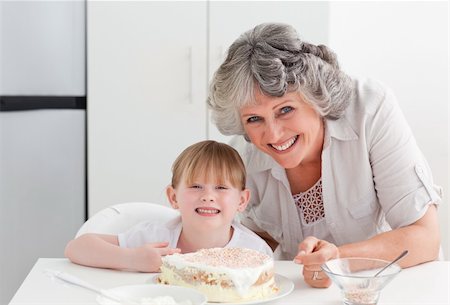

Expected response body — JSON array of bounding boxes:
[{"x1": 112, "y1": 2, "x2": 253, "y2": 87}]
[{"x1": 171, "y1": 140, "x2": 246, "y2": 190}]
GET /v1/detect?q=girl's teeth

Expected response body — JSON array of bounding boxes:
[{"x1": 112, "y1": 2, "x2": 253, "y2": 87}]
[
  {"x1": 272, "y1": 136, "x2": 297, "y2": 151},
  {"x1": 196, "y1": 208, "x2": 219, "y2": 214}
]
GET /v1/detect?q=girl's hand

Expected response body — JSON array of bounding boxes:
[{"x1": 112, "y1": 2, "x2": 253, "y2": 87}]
[
  {"x1": 130, "y1": 242, "x2": 180, "y2": 272},
  {"x1": 293, "y1": 236, "x2": 339, "y2": 288}
]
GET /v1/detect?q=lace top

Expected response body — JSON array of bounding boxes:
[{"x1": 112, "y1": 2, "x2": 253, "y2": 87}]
[
  {"x1": 293, "y1": 179, "x2": 325, "y2": 224},
  {"x1": 293, "y1": 178, "x2": 334, "y2": 243}
]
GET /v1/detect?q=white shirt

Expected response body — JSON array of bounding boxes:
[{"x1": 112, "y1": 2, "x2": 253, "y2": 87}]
[
  {"x1": 118, "y1": 216, "x2": 274, "y2": 257},
  {"x1": 231, "y1": 78, "x2": 442, "y2": 260}
]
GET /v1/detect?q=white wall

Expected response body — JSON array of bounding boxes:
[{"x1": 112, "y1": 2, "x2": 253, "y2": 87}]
[{"x1": 328, "y1": 1, "x2": 448, "y2": 259}]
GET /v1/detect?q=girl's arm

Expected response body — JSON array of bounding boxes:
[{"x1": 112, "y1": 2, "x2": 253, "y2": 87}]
[{"x1": 64, "y1": 233, "x2": 180, "y2": 272}]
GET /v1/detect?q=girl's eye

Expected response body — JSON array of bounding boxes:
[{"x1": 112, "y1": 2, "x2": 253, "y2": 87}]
[
  {"x1": 246, "y1": 116, "x2": 261, "y2": 123},
  {"x1": 216, "y1": 185, "x2": 229, "y2": 190},
  {"x1": 280, "y1": 106, "x2": 294, "y2": 115},
  {"x1": 191, "y1": 184, "x2": 202, "y2": 189}
]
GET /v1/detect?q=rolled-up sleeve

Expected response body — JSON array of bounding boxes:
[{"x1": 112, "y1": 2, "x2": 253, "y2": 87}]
[{"x1": 368, "y1": 87, "x2": 442, "y2": 228}]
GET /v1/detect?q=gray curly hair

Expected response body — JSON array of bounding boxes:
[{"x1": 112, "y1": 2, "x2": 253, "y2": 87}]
[{"x1": 207, "y1": 23, "x2": 354, "y2": 136}]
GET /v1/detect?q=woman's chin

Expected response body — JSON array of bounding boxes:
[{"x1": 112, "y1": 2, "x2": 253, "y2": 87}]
[
  {"x1": 271, "y1": 153, "x2": 303, "y2": 169},
  {"x1": 278, "y1": 160, "x2": 301, "y2": 169}
]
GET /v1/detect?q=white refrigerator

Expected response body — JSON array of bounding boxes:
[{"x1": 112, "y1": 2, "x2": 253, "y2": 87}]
[{"x1": 0, "y1": 1, "x2": 86, "y2": 304}]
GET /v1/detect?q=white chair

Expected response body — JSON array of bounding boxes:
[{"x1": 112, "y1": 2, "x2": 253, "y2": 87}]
[{"x1": 75, "y1": 202, "x2": 179, "y2": 237}]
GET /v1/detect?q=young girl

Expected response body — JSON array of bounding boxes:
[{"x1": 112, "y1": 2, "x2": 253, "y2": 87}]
[{"x1": 65, "y1": 140, "x2": 272, "y2": 272}]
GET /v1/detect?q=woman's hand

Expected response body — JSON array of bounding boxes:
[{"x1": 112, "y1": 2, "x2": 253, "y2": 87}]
[
  {"x1": 130, "y1": 242, "x2": 180, "y2": 272},
  {"x1": 294, "y1": 236, "x2": 339, "y2": 288}
]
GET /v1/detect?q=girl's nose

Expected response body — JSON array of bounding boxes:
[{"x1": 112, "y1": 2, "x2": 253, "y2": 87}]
[{"x1": 201, "y1": 190, "x2": 215, "y2": 202}]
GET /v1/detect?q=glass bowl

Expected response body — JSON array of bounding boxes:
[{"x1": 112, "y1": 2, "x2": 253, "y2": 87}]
[{"x1": 321, "y1": 257, "x2": 402, "y2": 305}]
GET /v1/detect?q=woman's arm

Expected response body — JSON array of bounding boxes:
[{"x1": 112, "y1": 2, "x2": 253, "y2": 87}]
[
  {"x1": 295, "y1": 204, "x2": 440, "y2": 288},
  {"x1": 64, "y1": 233, "x2": 180, "y2": 272},
  {"x1": 339, "y1": 204, "x2": 440, "y2": 266},
  {"x1": 338, "y1": 84, "x2": 442, "y2": 266}
]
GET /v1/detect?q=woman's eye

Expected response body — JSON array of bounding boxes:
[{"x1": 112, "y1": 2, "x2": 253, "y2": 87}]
[
  {"x1": 246, "y1": 116, "x2": 261, "y2": 123},
  {"x1": 280, "y1": 106, "x2": 294, "y2": 115}
]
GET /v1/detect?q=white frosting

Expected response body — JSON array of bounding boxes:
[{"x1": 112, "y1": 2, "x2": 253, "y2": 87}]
[
  {"x1": 161, "y1": 248, "x2": 274, "y2": 297},
  {"x1": 159, "y1": 265, "x2": 276, "y2": 302}
]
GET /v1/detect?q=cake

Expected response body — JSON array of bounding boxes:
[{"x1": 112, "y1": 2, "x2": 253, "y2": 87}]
[{"x1": 157, "y1": 247, "x2": 278, "y2": 303}]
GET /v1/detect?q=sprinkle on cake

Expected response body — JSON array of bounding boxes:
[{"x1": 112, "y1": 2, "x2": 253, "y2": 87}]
[{"x1": 183, "y1": 248, "x2": 269, "y2": 268}]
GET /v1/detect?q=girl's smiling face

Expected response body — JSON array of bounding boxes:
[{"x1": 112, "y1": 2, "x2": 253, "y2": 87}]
[
  {"x1": 240, "y1": 90, "x2": 324, "y2": 169},
  {"x1": 166, "y1": 174, "x2": 249, "y2": 232}
]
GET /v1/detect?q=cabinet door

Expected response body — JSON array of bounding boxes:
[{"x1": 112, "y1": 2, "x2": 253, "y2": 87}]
[
  {"x1": 208, "y1": 1, "x2": 330, "y2": 143},
  {"x1": 88, "y1": 2, "x2": 207, "y2": 215},
  {"x1": 0, "y1": 1, "x2": 85, "y2": 95}
]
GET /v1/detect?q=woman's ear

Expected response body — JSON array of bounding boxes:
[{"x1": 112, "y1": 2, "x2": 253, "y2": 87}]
[
  {"x1": 237, "y1": 188, "x2": 251, "y2": 212},
  {"x1": 166, "y1": 185, "x2": 179, "y2": 209}
]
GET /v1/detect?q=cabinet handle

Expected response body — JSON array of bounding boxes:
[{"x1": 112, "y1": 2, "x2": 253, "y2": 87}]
[{"x1": 188, "y1": 46, "x2": 193, "y2": 104}]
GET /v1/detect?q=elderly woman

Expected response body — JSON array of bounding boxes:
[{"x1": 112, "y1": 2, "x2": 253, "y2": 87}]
[{"x1": 207, "y1": 23, "x2": 442, "y2": 288}]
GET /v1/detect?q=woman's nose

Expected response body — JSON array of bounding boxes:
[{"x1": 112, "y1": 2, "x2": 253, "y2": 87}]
[{"x1": 265, "y1": 119, "x2": 282, "y2": 142}]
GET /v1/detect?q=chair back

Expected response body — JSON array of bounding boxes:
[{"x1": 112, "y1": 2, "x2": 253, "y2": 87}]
[{"x1": 75, "y1": 202, "x2": 179, "y2": 237}]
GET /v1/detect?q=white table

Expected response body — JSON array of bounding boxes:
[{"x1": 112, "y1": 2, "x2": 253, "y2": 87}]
[{"x1": 9, "y1": 259, "x2": 449, "y2": 304}]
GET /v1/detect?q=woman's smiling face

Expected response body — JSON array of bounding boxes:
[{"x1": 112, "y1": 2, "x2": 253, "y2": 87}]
[{"x1": 240, "y1": 90, "x2": 325, "y2": 169}]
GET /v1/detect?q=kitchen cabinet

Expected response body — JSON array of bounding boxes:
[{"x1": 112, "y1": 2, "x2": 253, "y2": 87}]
[
  {"x1": 87, "y1": 2, "x2": 207, "y2": 215},
  {"x1": 87, "y1": 1, "x2": 329, "y2": 216},
  {"x1": 1, "y1": 1, "x2": 85, "y2": 95}
]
